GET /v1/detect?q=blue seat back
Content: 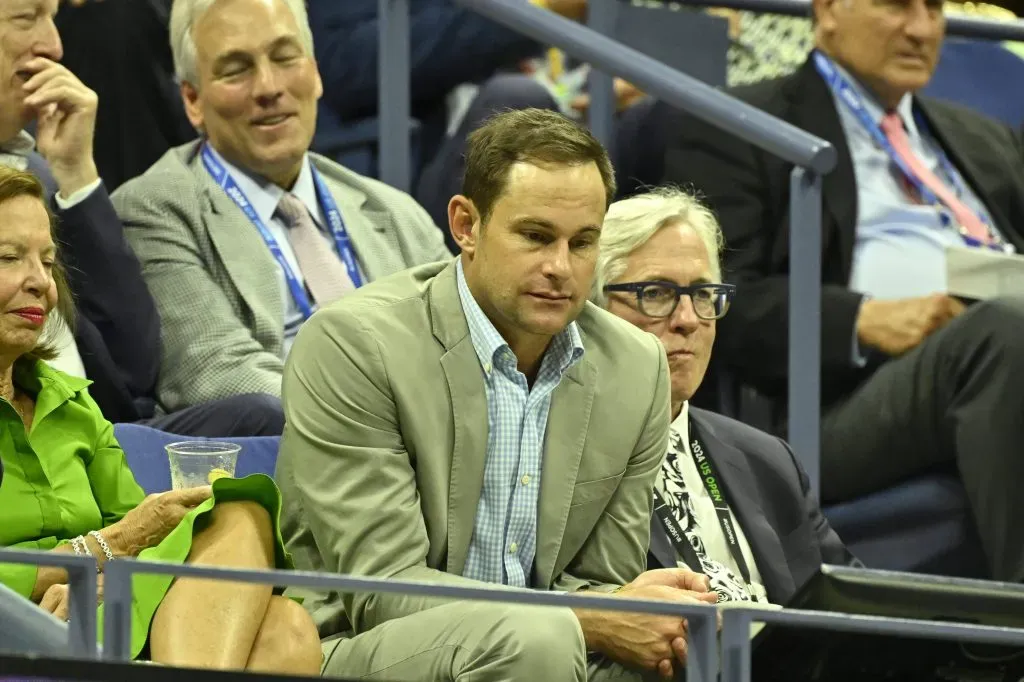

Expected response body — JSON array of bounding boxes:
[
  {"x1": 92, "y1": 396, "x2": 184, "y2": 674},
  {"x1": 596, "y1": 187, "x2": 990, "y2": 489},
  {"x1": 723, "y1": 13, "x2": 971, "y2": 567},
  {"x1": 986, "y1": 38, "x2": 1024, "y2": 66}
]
[
  {"x1": 824, "y1": 474, "x2": 988, "y2": 578},
  {"x1": 113, "y1": 423, "x2": 280, "y2": 495},
  {"x1": 923, "y1": 38, "x2": 1024, "y2": 128}
]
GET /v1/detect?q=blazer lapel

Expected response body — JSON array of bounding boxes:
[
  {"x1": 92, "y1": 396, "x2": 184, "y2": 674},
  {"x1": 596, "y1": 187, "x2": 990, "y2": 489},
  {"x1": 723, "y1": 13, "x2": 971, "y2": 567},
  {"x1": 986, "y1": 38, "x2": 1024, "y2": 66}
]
[
  {"x1": 535, "y1": 358, "x2": 597, "y2": 587},
  {"x1": 690, "y1": 412, "x2": 795, "y2": 602},
  {"x1": 786, "y1": 59, "x2": 859, "y2": 280},
  {"x1": 191, "y1": 152, "x2": 283, "y2": 333},
  {"x1": 916, "y1": 98, "x2": 1024, "y2": 253},
  {"x1": 429, "y1": 264, "x2": 489, "y2": 576},
  {"x1": 648, "y1": 512, "x2": 680, "y2": 570}
]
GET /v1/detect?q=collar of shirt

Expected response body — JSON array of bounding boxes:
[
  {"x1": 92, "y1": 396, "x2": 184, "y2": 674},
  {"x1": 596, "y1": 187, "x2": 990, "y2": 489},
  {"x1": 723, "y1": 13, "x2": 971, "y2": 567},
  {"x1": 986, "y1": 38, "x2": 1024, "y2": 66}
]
[
  {"x1": 0, "y1": 131, "x2": 35, "y2": 172},
  {"x1": 206, "y1": 145, "x2": 324, "y2": 230},
  {"x1": 5, "y1": 359, "x2": 91, "y2": 424},
  {"x1": 454, "y1": 258, "x2": 584, "y2": 379},
  {"x1": 2, "y1": 130, "x2": 36, "y2": 158},
  {"x1": 671, "y1": 400, "x2": 691, "y2": 443},
  {"x1": 827, "y1": 57, "x2": 920, "y2": 142}
]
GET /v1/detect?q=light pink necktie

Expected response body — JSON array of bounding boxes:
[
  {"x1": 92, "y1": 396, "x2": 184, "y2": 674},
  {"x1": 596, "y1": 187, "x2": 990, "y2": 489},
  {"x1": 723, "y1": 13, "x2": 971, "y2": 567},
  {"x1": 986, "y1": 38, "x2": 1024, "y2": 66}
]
[
  {"x1": 276, "y1": 193, "x2": 356, "y2": 307},
  {"x1": 879, "y1": 112, "x2": 990, "y2": 243}
]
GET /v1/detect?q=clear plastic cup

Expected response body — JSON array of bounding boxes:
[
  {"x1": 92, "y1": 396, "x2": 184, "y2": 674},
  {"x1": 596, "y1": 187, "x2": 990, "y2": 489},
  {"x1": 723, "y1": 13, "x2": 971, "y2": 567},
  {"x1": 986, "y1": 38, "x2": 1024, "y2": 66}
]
[{"x1": 166, "y1": 441, "x2": 241, "y2": 490}]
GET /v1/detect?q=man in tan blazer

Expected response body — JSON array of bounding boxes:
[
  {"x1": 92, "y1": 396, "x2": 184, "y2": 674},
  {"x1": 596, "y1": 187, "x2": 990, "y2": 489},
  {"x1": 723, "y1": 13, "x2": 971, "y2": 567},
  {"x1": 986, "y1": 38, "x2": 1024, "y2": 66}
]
[
  {"x1": 111, "y1": 0, "x2": 450, "y2": 413},
  {"x1": 278, "y1": 108, "x2": 719, "y2": 681}
]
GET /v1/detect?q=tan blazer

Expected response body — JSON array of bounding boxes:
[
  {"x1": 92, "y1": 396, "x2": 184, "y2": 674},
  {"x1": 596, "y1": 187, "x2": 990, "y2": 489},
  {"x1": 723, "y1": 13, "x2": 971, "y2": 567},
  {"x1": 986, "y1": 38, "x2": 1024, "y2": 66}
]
[
  {"x1": 111, "y1": 141, "x2": 451, "y2": 411},
  {"x1": 277, "y1": 260, "x2": 671, "y2": 638}
]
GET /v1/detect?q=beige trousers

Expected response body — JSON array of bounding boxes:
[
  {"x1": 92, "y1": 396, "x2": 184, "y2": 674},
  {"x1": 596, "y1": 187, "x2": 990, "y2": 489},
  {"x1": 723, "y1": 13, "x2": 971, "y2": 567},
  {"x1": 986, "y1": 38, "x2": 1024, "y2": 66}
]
[{"x1": 320, "y1": 601, "x2": 656, "y2": 681}]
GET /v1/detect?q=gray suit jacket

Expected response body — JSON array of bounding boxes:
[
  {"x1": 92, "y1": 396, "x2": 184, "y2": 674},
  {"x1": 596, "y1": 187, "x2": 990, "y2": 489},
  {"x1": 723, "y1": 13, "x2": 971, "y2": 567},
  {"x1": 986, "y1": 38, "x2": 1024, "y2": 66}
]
[
  {"x1": 277, "y1": 260, "x2": 672, "y2": 638},
  {"x1": 112, "y1": 140, "x2": 451, "y2": 411}
]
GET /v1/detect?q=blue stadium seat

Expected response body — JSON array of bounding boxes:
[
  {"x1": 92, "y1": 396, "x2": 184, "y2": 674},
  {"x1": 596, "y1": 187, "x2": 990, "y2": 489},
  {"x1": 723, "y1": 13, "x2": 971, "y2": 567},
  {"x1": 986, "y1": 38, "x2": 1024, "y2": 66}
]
[
  {"x1": 824, "y1": 474, "x2": 988, "y2": 578},
  {"x1": 112, "y1": 423, "x2": 280, "y2": 495},
  {"x1": 923, "y1": 37, "x2": 1024, "y2": 129}
]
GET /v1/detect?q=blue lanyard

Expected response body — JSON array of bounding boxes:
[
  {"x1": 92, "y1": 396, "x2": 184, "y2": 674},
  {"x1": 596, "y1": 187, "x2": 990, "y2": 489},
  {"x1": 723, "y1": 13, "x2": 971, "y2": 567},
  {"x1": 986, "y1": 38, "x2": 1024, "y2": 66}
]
[
  {"x1": 812, "y1": 51, "x2": 1004, "y2": 251},
  {"x1": 200, "y1": 145, "x2": 364, "y2": 320}
]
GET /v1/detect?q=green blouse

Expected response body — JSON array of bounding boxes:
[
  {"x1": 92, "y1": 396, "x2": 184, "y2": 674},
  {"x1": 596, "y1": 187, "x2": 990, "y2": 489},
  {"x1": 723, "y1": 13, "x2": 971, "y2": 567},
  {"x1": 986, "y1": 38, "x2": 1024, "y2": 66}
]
[{"x1": 0, "y1": 359, "x2": 145, "y2": 598}]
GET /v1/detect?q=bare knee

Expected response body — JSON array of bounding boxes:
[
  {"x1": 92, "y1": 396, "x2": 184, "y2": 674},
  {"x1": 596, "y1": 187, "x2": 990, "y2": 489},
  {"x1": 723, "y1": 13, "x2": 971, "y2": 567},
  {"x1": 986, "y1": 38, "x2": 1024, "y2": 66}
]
[
  {"x1": 248, "y1": 596, "x2": 322, "y2": 675},
  {"x1": 195, "y1": 500, "x2": 274, "y2": 565}
]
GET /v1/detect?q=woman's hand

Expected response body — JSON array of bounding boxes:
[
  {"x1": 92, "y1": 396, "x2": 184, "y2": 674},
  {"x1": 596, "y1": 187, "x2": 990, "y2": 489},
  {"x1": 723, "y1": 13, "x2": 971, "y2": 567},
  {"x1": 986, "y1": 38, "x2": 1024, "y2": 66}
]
[
  {"x1": 105, "y1": 487, "x2": 213, "y2": 557},
  {"x1": 40, "y1": 584, "x2": 70, "y2": 622}
]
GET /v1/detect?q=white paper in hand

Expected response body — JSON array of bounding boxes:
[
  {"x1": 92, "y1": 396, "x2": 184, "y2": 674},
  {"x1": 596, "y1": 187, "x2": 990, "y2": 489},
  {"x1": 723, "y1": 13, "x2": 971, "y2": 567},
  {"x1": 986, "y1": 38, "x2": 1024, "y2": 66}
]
[{"x1": 945, "y1": 245, "x2": 1024, "y2": 300}]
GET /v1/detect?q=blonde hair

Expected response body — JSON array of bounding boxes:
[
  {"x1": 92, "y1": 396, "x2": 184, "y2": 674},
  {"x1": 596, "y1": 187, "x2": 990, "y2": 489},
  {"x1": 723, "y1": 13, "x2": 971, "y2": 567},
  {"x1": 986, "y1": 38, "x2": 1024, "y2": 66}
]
[
  {"x1": 591, "y1": 187, "x2": 724, "y2": 307},
  {"x1": 0, "y1": 167, "x2": 75, "y2": 362},
  {"x1": 170, "y1": 0, "x2": 316, "y2": 86}
]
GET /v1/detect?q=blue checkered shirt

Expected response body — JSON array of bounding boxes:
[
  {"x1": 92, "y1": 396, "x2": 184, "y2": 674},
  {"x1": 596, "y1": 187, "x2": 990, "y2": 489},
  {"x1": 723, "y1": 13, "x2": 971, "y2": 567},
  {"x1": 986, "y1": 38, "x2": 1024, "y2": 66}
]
[{"x1": 456, "y1": 260, "x2": 585, "y2": 587}]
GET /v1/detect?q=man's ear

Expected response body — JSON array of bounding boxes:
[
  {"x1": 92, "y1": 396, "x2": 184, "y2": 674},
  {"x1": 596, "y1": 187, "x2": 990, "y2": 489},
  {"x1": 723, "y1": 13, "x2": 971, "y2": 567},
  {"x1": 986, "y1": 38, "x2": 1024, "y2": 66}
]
[
  {"x1": 181, "y1": 81, "x2": 205, "y2": 133},
  {"x1": 448, "y1": 195, "x2": 481, "y2": 256}
]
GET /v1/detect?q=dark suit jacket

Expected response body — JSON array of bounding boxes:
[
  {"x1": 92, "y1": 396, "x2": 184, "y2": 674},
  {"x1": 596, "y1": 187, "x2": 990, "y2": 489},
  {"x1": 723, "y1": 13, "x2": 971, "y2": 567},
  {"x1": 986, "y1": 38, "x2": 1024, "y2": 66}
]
[
  {"x1": 308, "y1": 0, "x2": 541, "y2": 174},
  {"x1": 647, "y1": 407, "x2": 854, "y2": 605},
  {"x1": 27, "y1": 155, "x2": 160, "y2": 423},
  {"x1": 55, "y1": 0, "x2": 194, "y2": 192},
  {"x1": 657, "y1": 58, "x2": 1024, "y2": 405}
]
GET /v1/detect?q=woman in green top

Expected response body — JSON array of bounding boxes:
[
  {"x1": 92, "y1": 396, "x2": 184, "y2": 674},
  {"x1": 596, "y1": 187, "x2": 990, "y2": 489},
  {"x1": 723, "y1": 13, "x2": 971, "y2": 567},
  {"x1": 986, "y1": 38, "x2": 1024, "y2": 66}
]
[{"x1": 0, "y1": 168, "x2": 321, "y2": 673}]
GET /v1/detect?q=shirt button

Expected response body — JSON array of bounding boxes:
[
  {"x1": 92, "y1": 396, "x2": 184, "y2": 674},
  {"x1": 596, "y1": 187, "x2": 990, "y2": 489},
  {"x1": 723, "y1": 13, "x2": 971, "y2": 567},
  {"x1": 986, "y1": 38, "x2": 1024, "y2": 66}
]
[
  {"x1": 483, "y1": 362, "x2": 492, "y2": 374},
  {"x1": 509, "y1": 542, "x2": 518, "y2": 554},
  {"x1": 521, "y1": 474, "x2": 531, "y2": 486}
]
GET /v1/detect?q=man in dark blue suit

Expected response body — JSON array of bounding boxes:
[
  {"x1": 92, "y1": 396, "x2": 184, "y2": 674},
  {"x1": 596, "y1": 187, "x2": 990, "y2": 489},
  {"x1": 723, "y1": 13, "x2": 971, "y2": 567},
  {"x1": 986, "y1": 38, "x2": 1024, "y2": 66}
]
[
  {"x1": 594, "y1": 188, "x2": 856, "y2": 621},
  {"x1": 308, "y1": 0, "x2": 585, "y2": 246},
  {"x1": 0, "y1": 0, "x2": 282, "y2": 436}
]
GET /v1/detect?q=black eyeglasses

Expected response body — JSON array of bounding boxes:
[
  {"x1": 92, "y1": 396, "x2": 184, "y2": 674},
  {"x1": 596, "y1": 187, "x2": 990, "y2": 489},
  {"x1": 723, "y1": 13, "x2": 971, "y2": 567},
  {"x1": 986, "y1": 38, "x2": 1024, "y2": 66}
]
[{"x1": 603, "y1": 281, "x2": 736, "y2": 320}]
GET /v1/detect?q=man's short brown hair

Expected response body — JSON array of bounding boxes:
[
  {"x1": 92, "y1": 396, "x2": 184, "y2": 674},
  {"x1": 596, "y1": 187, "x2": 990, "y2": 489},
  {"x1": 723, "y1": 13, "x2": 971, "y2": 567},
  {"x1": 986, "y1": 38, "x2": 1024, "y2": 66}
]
[{"x1": 462, "y1": 108, "x2": 616, "y2": 223}]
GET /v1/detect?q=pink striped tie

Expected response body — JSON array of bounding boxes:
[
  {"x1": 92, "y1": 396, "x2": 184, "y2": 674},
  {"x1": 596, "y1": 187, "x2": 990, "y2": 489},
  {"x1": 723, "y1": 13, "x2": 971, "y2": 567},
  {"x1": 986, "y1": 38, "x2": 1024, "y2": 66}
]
[
  {"x1": 880, "y1": 112, "x2": 990, "y2": 243},
  {"x1": 276, "y1": 193, "x2": 356, "y2": 307}
]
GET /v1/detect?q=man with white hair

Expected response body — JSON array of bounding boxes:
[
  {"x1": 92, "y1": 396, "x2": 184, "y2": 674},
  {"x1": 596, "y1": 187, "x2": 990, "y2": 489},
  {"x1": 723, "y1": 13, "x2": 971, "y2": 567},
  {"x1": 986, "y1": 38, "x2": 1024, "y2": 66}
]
[
  {"x1": 594, "y1": 188, "x2": 855, "y2": 611},
  {"x1": 113, "y1": 0, "x2": 451, "y2": 412}
]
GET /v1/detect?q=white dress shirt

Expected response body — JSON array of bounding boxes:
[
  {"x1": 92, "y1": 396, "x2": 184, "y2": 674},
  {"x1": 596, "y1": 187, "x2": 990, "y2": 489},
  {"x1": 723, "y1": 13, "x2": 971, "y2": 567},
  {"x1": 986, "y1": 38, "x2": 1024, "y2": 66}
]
[
  {"x1": 207, "y1": 146, "x2": 355, "y2": 357},
  {"x1": 656, "y1": 402, "x2": 769, "y2": 603}
]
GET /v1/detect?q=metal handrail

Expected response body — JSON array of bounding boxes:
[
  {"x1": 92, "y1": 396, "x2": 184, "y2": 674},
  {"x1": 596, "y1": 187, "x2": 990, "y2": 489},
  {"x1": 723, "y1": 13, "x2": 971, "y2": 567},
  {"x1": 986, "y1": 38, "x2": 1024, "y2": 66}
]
[
  {"x1": 6, "y1": 548, "x2": 1024, "y2": 678},
  {"x1": 455, "y1": 0, "x2": 835, "y2": 172},
  {"x1": 0, "y1": 549, "x2": 98, "y2": 659},
  {"x1": 99, "y1": 558, "x2": 721, "y2": 681}
]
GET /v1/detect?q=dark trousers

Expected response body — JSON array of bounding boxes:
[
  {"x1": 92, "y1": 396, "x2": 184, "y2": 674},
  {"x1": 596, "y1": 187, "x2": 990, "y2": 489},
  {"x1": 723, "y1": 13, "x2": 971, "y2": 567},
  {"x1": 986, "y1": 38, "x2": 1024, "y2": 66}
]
[
  {"x1": 821, "y1": 296, "x2": 1024, "y2": 581},
  {"x1": 138, "y1": 393, "x2": 285, "y2": 438}
]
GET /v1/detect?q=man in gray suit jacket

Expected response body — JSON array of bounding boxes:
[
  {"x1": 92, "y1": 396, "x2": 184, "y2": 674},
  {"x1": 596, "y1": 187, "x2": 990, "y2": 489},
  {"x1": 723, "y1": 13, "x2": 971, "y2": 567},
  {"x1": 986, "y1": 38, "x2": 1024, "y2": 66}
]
[
  {"x1": 112, "y1": 0, "x2": 450, "y2": 412},
  {"x1": 279, "y1": 109, "x2": 723, "y2": 682}
]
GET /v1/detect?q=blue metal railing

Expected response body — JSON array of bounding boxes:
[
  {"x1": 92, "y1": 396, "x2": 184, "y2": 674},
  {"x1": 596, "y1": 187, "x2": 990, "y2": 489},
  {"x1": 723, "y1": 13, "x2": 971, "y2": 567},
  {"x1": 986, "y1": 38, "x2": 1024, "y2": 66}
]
[
  {"x1": 6, "y1": 548, "x2": 1024, "y2": 681},
  {"x1": 0, "y1": 551, "x2": 98, "y2": 659}
]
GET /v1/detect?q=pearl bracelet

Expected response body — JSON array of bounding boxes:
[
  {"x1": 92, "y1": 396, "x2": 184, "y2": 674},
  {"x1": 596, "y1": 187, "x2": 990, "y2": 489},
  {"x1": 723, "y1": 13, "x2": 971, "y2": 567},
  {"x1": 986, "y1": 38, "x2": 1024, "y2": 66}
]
[
  {"x1": 69, "y1": 535, "x2": 87, "y2": 556},
  {"x1": 70, "y1": 535, "x2": 100, "y2": 573},
  {"x1": 88, "y1": 531, "x2": 115, "y2": 569}
]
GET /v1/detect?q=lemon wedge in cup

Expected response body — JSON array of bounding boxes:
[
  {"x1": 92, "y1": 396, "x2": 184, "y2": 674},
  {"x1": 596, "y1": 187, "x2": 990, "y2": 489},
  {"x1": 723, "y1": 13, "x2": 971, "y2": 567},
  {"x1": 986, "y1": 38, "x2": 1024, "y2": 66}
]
[{"x1": 207, "y1": 468, "x2": 233, "y2": 484}]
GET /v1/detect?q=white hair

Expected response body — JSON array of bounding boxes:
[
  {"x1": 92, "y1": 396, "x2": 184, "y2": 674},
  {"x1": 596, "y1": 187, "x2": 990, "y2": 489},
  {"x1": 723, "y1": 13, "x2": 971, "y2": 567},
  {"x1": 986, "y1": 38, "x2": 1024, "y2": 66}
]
[
  {"x1": 170, "y1": 0, "x2": 316, "y2": 86},
  {"x1": 590, "y1": 187, "x2": 724, "y2": 307}
]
